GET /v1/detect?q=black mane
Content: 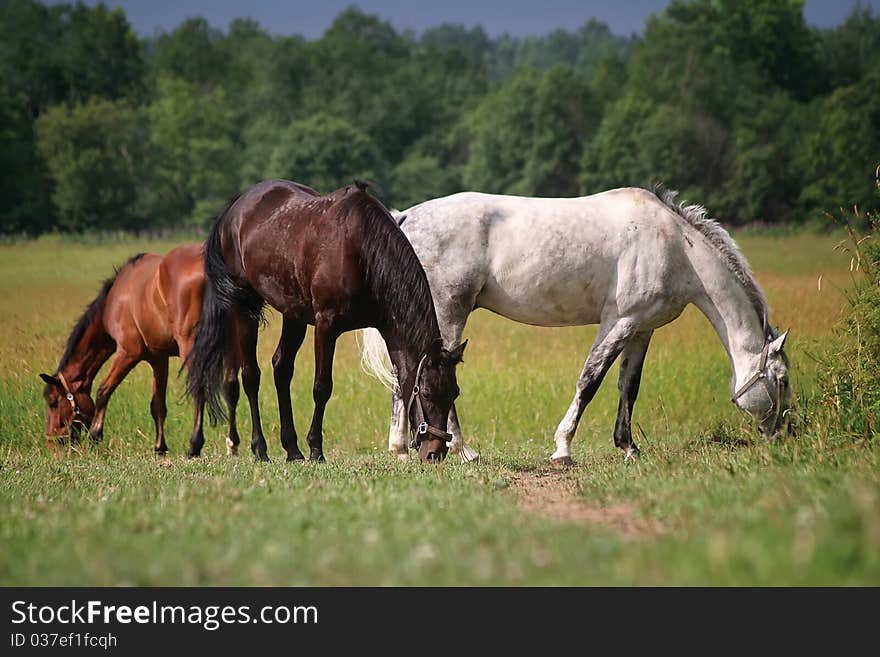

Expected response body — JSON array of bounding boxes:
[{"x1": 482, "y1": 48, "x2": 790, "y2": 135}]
[
  {"x1": 341, "y1": 189, "x2": 440, "y2": 355},
  {"x1": 55, "y1": 253, "x2": 146, "y2": 373}
]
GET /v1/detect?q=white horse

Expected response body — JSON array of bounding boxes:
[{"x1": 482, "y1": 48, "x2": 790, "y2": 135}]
[{"x1": 361, "y1": 187, "x2": 792, "y2": 463}]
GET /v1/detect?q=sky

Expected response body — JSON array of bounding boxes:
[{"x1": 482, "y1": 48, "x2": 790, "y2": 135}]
[{"x1": 76, "y1": 0, "x2": 880, "y2": 39}]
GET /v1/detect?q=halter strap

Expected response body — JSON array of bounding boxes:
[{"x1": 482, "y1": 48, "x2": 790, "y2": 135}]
[
  {"x1": 406, "y1": 354, "x2": 454, "y2": 448},
  {"x1": 731, "y1": 340, "x2": 770, "y2": 403},
  {"x1": 57, "y1": 372, "x2": 84, "y2": 423}
]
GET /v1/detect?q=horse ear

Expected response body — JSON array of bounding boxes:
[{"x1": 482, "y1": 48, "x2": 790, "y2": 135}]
[
  {"x1": 769, "y1": 329, "x2": 789, "y2": 354},
  {"x1": 447, "y1": 339, "x2": 468, "y2": 363},
  {"x1": 40, "y1": 373, "x2": 61, "y2": 387}
]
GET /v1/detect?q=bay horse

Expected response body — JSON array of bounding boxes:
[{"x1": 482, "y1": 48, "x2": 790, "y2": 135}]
[
  {"x1": 185, "y1": 179, "x2": 466, "y2": 463},
  {"x1": 39, "y1": 243, "x2": 263, "y2": 457},
  {"x1": 361, "y1": 187, "x2": 792, "y2": 464}
]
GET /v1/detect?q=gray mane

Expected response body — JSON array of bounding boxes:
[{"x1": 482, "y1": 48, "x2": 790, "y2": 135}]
[{"x1": 654, "y1": 185, "x2": 769, "y2": 329}]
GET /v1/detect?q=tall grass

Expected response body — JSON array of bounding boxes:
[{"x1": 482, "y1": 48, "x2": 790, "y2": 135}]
[{"x1": 815, "y1": 174, "x2": 880, "y2": 441}]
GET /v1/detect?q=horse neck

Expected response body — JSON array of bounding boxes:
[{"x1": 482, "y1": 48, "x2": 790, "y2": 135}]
[
  {"x1": 59, "y1": 309, "x2": 114, "y2": 394},
  {"x1": 687, "y1": 240, "x2": 766, "y2": 395},
  {"x1": 378, "y1": 320, "x2": 438, "y2": 390},
  {"x1": 357, "y1": 198, "x2": 442, "y2": 388}
]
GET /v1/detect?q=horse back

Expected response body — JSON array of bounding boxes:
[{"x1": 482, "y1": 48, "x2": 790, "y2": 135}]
[
  {"x1": 225, "y1": 180, "x2": 372, "y2": 324},
  {"x1": 157, "y1": 244, "x2": 206, "y2": 348},
  {"x1": 102, "y1": 253, "x2": 166, "y2": 355}
]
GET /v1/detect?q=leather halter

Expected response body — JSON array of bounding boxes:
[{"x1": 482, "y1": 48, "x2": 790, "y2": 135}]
[
  {"x1": 57, "y1": 372, "x2": 86, "y2": 429},
  {"x1": 406, "y1": 354, "x2": 454, "y2": 450},
  {"x1": 730, "y1": 339, "x2": 783, "y2": 427},
  {"x1": 731, "y1": 340, "x2": 771, "y2": 404}
]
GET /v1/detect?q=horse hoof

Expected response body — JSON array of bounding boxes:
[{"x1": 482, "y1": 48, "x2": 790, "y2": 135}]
[
  {"x1": 458, "y1": 446, "x2": 480, "y2": 464},
  {"x1": 153, "y1": 449, "x2": 168, "y2": 458},
  {"x1": 623, "y1": 447, "x2": 640, "y2": 462},
  {"x1": 286, "y1": 452, "x2": 304, "y2": 462},
  {"x1": 393, "y1": 451, "x2": 410, "y2": 462},
  {"x1": 186, "y1": 451, "x2": 201, "y2": 459},
  {"x1": 226, "y1": 437, "x2": 239, "y2": 456},
  {"x1": 550, "y1": 455, "x2": 575, "y2": 467},
  {"x1": 309, "y1": 449, "x2": 325, "y2": 462}
]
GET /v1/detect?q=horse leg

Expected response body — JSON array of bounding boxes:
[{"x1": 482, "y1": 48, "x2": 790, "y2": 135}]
[
  {"x1": 551, "y1": 318, "x2": 635, "y2": 465},
  {"x1": 273, "y1": 316, "x2": 307, "y2": 462},
  {"x1": 150, "y1": 358, "x2": 169, "y2": 455},
  {"x1": 437, "y1": 311, "x2": 480, "y2": 464},
  {"x1": 388, "y1": 377, "x2": 409, "y2": 460},
  {"x1": 237, "y1": 315, "x2": 269, "y2": 462},
  {"x1": 188, "y1": 398, "x2": 206, "y2": 458},
  {"x1": 614, "y1": 331, "x2": 652, "y2": 460},
  {"x1": 88, "y1": 349, "x2": 140, "y2": 443},
  {"x1": 177, "y1": 337, "x2": 209, "y2": 458},
  {"x1": 445, "y1": 404, "x2": 479, "y2": 463},
  {"x1": 222, "y1": 364, "x2": 241, "y2": 456},
  {"x1": 306, "y1": 318, "x2": 338, "y2": 462}
]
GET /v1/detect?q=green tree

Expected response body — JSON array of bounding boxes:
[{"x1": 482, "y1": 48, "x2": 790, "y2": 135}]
[
  {"x1": 145, "y1": 76, "x2": 239, "y2": 226},
  {"x1": 55, "y1": 1, "x2": 145, "y2": 104},
  {"x1": 798, "y1": 70, "x2": 880, "y2": 217},
  {"x1": 0, "y1": 72, "x2": 54, "y2": 234},
  {"x1": 464, "y1": 66, "x2": 599, "y2": 196},
  {"x1": 0, "y1": 0, "x2": 144, "y2": 113},
  {"x1": 818, "y1": 7, "x2": 880, "y2": 89},
  {"x1": 150, "y1": 17, "x2": 229, "y2": 87},
  {"x1": 716, "y1": 0, "x2": 821, "y2": 100},
  {"x1": 626, "y1": 1, "x2": 763, "y2": 125},
  {"x1": 265, "y1": 113, "x2": 382, "y2": 194},
  {"x1": 35, "y1": 97, "x2": 142, "y2": 231},
  {"x1": 581, "y1": 94, "x2": 729, "y2": 212},
  {"x1": 0, "y1": 0, "x2": 66, "y2": 116},
  {"x1": 389, "y1": 151, "x2": 460, "y2": 210},
  {"x1": 483, "y1": 20, "x2": 632, "y2": 81},
  {"x1": 724, "y1": 92, "x2": 804, "y2": 222}
]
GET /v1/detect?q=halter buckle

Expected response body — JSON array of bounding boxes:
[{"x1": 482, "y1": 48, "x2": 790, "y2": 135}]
[
  {"x1": 417, "y1": 422, "x2": 428, "y2": 435},
  {"x1": 66, "y1": 393, "x2": 74, "y2": 402}
]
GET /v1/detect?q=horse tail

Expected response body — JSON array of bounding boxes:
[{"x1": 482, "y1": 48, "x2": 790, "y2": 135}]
[
  {"x1": 186, "y1": 196, "x2": 263, "y2": 423},
  {"x1": 358, "y1": 328, "x2": 398, "y2": 391}
]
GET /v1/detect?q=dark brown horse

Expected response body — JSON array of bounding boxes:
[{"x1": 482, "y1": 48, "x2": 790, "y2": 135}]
[
  {"x1": 186, "y1": 179, "x2": 466, "y2": 463},
  {"x1": 39, "y1": 243, "x2": 264, "y2": 457}
]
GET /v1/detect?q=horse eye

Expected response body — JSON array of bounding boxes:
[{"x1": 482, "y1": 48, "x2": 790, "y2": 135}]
[{"x1": 49, "y1": 401, "x2": 58, "y2": 410}]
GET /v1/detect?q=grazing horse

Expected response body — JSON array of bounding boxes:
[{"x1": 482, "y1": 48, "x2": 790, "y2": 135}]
[
  {"x1": 185, "y1": 179, "x2": 466, "y2": 463},
  {"x1": 39, "y1": 244, "x2": 262, "y2": 457},
  {"x1": 361, "y1": 187, "x2": 792, "y2": 464}
]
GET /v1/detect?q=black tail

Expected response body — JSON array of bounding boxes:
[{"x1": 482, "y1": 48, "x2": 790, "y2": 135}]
[{"x1": 185, "y1": 196, "x2": 264, "y2": 423}]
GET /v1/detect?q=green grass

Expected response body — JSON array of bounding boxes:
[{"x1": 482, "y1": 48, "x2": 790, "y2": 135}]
[{"x1": 0, "y1": 233, "x2": 877, "y2": 586}]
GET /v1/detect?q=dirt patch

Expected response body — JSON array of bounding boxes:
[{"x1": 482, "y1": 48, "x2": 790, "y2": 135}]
[{"x1": 510, "y1": 468, "x2": 662, "y2": 540}]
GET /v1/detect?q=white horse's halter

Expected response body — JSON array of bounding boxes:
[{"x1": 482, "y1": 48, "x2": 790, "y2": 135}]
[{"x1": 730, "y1": 338, "x2": 784, "y2": 429}]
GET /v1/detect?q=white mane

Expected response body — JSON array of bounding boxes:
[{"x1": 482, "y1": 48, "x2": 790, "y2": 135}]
[{"x1": 655, "y1": 186, "x2": 769, "y2": 327}]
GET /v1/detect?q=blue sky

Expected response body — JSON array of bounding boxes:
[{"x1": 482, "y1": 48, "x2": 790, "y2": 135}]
[{"x1": 77, "y1": 0, "x2": 880, "y2": 38}]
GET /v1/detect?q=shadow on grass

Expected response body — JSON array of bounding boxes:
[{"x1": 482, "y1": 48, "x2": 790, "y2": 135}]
[{"x1": 690, "y1": 422, "x2": 756, "y2": 449}]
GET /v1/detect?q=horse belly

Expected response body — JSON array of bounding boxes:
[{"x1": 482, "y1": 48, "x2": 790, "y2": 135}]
[{"x1": 475, "y1": 267, "x2": 609, "y2": 327}]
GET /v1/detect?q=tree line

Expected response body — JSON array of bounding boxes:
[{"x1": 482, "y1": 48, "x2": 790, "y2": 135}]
[{"x1": 1, "y1": 0, "x2": 878, "y2": 234}]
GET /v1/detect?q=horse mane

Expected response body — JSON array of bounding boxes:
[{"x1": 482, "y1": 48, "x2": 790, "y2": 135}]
[
  {"x1": 653, "y1": 185, "x2": 769, "y2": 329},
  {"x1": 337, "y1": 188, "x2": 440, "y2": 354},
  {"x1": 55, "y1": 252, "x2": 146, "y2": 373}
]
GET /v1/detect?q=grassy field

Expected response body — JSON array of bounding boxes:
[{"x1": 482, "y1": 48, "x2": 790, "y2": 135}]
[{"x1": 0, "y1": 232, "x2": 878, "y2": 586}]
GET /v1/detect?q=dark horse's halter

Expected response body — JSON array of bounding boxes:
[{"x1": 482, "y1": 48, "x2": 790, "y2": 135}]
[
  {"x1": 406, "y1": 354, "x2": 454, "y2": 450},
  {"x1": 57, "y1": 372, "x2": 87, "y2": 433}
]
